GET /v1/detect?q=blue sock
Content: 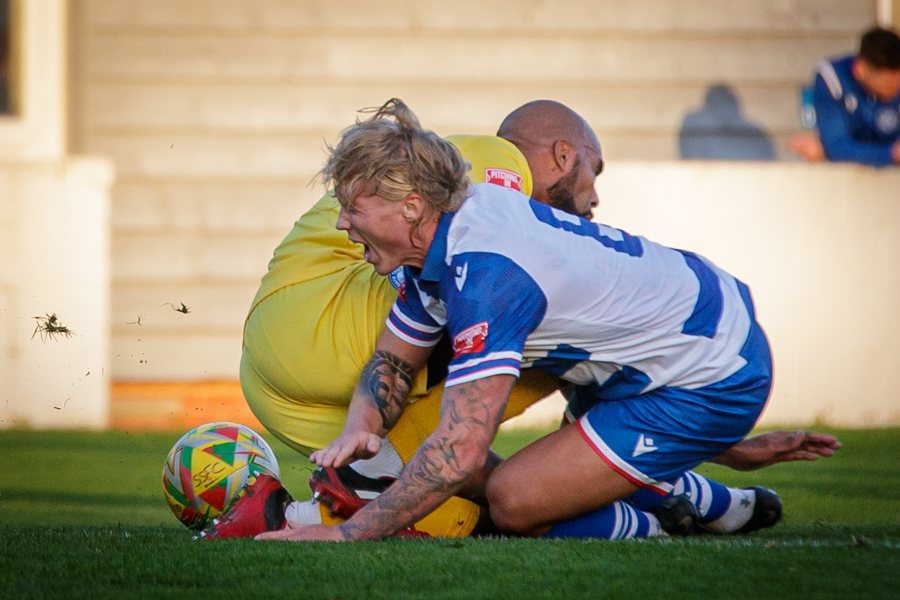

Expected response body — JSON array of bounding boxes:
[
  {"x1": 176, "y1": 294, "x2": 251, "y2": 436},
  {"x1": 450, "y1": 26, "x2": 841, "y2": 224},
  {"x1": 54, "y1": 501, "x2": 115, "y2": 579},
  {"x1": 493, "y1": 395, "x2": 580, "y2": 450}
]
[
  {"x1": 542, "y1": 501, "x2": 662, "y2": 540},
  {"x1": 673, "y1": 471, "x2": 732, "y2": 523},
  {"x1": 626, "y1": 487, "x2": 670, "y2": 512},
  {"x1": 627, "y1": 471, "x2": 754, "y2": 533}
]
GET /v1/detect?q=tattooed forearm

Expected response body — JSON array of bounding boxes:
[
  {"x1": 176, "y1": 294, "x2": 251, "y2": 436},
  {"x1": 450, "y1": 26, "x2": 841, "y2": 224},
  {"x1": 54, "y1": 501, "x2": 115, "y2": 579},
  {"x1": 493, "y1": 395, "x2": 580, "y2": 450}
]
[
  {"x1": 338, "y1": 435, "x2": 470, "y2": 540},
  {"x1": 358, "y1": 349, "x2": 415, "y2": 430},
  {"x1": 337, "y1": 375, "x2": 516, "y2": 540},
  {"x1": 440, "y1": 376, "x2": 508, "y2": 434}
]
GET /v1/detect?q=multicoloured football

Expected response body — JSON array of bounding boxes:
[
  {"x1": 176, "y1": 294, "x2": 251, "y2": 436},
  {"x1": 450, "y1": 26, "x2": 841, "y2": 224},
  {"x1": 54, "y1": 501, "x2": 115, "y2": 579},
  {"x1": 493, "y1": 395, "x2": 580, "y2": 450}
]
[{"x1": 162, "y1": 422, "x2": 280, "y2": 530}]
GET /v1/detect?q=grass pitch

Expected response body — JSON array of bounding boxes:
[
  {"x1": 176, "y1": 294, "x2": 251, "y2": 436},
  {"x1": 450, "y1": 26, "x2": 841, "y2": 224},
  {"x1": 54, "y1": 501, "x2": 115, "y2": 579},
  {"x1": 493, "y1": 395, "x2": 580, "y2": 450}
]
[{"x1": 1, "y1": 427, "x2": 899, "y2": 599}]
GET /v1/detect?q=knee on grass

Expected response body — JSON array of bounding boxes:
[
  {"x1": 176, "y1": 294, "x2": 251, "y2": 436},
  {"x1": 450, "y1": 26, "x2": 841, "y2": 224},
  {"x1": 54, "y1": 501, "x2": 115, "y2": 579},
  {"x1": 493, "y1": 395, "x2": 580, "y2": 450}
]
[{"x1": 485, "y1": 472, "x2": 542, "y2": 534}]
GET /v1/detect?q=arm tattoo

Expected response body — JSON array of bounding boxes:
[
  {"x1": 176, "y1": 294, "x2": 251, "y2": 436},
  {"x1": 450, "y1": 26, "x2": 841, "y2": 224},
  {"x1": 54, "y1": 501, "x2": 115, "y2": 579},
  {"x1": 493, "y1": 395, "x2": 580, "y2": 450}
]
[
  {"x1": 358, "y1": 350, "x2": 415, "y2": 430},
  {"x1": 338, "y1": 376, "x2": 513, "y2": 540}
]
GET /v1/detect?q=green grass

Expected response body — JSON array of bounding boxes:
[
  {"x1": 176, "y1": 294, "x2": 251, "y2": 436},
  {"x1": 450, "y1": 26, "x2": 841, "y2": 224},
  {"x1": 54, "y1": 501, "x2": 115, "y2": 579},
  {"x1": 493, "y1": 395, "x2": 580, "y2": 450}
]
[
  {"x1": 0, "y1": 430, "x2": 318, "y2": 528},
  {"x1": 1, "y1": 428, "x2": 899, "y2": 599}
]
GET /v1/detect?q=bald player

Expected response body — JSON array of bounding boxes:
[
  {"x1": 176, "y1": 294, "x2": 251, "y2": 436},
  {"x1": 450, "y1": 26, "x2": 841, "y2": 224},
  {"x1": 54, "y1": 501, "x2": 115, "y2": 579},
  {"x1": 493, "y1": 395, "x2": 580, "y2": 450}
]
[{"x1": 496, "y1": 102, "x2": 604, "y2": 220}]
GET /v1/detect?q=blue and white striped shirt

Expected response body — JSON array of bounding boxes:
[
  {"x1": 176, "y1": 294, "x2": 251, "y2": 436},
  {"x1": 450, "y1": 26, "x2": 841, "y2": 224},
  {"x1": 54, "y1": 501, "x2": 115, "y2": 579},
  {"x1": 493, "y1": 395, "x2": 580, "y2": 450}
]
[{"x1": 387, "y1": 183, "x2": 758, "y2": 397}]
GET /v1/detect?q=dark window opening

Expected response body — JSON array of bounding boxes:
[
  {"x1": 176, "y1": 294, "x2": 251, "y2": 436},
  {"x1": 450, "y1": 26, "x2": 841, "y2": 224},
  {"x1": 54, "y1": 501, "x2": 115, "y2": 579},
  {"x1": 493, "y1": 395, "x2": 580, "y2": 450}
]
[{"x1": 0, "y1": 0, "x2": 13, "y2": 115}]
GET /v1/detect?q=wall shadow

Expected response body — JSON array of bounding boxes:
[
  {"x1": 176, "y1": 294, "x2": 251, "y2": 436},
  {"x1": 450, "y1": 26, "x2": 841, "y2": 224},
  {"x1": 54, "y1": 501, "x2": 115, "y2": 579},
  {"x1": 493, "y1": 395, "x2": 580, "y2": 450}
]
[{"x1": 679, "y1": 84, "x2": 775, "y2": 160}]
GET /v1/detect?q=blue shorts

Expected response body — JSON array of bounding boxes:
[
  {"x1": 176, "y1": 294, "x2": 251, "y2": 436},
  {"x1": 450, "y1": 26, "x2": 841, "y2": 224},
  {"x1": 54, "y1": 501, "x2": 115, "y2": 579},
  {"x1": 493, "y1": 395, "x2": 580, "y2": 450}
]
[{"x1": 569, "y1": 318, "x2": 772, "y2": 495}]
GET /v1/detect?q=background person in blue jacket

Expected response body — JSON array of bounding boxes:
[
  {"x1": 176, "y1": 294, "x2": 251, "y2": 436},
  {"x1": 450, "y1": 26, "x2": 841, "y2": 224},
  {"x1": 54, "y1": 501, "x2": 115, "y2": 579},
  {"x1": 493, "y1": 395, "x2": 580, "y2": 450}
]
[{"x1": 789, "y1": 27, "x2": 900, "y2": 166}]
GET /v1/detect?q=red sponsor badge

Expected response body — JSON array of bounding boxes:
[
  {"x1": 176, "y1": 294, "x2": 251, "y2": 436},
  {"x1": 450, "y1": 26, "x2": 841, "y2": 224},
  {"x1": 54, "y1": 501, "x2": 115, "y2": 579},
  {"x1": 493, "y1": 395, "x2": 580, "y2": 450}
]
[
  {"x1": 485, "y1": 168, "x2": 523, "y2": 192},
  {"x1": 453, "y1": 321, "x2": 488, "y2": 356}
]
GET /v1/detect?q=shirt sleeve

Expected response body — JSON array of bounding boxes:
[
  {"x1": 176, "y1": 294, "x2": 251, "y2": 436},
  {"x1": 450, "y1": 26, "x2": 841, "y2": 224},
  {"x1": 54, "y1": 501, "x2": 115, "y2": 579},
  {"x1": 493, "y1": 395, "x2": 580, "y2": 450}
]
[
  {"x1": 441, "y1": 252, "x2": 547, "y2": 387},
  {"x1": 814, "y1": 74, "x2": 896, "y2": 167},
  {"x1": 385, "y1": 271, "x2": 445, "y2": 348}
]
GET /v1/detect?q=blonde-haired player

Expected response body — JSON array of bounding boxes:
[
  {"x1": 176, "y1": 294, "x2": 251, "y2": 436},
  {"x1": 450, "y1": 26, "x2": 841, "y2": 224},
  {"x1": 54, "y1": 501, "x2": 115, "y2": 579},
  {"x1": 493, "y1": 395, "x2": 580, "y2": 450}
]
[{"x1": 238, "y1": 121, "x2": 559, "y2": 537}]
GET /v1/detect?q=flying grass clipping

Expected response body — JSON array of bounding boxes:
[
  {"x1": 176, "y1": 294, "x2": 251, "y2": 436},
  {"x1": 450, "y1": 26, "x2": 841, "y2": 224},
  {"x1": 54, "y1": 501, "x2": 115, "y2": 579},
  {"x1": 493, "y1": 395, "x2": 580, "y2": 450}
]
[{"x1": 32, "y1": 313, "x2": 75, "y2": 342}]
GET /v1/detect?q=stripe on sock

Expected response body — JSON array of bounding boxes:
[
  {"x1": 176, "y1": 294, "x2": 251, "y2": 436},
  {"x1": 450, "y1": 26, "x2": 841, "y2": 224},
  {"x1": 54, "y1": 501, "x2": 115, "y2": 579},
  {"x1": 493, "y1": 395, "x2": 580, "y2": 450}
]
[{"x1": 542, "y1": 501, "x2": 663, "y2": 540}]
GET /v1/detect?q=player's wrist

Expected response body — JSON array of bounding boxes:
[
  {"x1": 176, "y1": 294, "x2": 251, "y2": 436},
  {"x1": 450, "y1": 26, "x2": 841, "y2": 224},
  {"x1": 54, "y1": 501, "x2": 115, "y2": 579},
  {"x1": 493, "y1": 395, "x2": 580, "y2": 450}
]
[{"x1": 342, "y1": 410, "x2": 387, "y2": 439}]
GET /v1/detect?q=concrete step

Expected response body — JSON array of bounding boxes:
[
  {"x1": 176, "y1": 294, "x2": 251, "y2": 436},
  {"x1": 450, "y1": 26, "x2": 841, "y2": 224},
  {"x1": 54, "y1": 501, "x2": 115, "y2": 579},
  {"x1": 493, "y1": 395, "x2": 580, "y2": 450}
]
[
  {"x1": 88, "y1": 0, "x2": 874, "y2": 34},
  {"x1": 87, "y1": 81, "x2": 811, "y2": 132},
  {"x1": 111, "y1": 281, "x2": 259, "y2": 330},
  {"x1": 87, "y1": 33, "x2": 856, "y2": 83},
  {"x1": 111, "y1": 331, "x2": 243, "y2": 379},
  {"x1": 111, "y1": 230, "x2": 279, "y2": 280},
  {"x1": 110, "y1": 180, "x2": 311, "y2": 232}
]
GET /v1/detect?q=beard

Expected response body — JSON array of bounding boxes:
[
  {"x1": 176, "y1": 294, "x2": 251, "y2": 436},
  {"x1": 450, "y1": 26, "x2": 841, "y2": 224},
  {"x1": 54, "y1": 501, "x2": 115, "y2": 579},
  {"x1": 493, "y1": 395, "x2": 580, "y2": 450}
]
[{"x1": 544, "y1": 157, "x2": 586, "y2": 218}]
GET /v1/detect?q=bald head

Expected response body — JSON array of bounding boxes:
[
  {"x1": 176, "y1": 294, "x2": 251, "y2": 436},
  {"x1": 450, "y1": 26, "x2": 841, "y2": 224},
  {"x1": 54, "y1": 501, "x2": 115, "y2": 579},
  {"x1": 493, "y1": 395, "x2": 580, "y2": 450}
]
[
  {"x1": 498, "y1": 100, "x2": 603, "y2": 218},
  {"x1": 497, "y1": 100, "x2": 596, "y2": 152}
]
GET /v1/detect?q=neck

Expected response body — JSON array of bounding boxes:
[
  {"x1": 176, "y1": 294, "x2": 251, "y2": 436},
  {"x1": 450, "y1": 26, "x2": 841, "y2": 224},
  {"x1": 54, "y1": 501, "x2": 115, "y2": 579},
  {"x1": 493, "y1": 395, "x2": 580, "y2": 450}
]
[{"x1": 404, "y1": 218, "x2": 439, "y2": 269}]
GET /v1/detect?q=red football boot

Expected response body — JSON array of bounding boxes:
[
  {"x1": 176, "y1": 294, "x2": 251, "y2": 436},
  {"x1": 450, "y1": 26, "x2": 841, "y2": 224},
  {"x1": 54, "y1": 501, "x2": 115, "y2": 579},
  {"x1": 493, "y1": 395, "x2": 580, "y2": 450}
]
[
  {"x1": 393, "y1": 526, "x2": 432, "y2": 539},
  {"x1": 196, "y1": 473, "x2": 293, "y2": 540},
  {"x1": 309, "y1": 466, "x2": 395, "y2": 519}
]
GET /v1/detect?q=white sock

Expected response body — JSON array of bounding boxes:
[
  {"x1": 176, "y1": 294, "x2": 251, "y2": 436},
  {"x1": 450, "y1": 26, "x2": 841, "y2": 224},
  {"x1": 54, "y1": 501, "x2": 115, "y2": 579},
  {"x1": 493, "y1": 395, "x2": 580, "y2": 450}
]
[
  {"x1": 348, "y1": 438, "x2": 403, "y2": 480},
  {"x1": 703, "y1": 488, "x2": 756, "y2": 534},
  {"x1": 284, "y1": 500, "x2": 323, "y2": 527}
]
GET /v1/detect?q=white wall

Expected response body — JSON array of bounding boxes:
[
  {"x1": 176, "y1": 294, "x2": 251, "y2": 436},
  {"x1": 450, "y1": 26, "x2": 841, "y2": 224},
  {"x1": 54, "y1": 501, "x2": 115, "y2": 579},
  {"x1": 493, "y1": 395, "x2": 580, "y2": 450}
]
[
  {"x1": 0, "y1": 0, "x2": 114, "y2": 429},
  {"x1": 0, "y1": 158, "x2": 114, "y2": 428}
]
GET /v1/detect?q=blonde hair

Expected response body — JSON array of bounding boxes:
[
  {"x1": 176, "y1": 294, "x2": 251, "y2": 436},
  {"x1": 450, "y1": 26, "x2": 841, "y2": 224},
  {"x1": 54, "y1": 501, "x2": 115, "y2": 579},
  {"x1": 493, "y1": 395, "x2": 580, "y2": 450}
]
[{"x1": 320, "y1": 99, "x2": 471, "y2": 227}]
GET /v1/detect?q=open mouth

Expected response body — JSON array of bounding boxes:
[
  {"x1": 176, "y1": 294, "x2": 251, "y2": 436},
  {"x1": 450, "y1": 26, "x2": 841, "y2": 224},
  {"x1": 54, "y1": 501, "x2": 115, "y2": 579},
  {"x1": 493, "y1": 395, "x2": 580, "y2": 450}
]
[{"x1": 346, "y1": 234, "x2": 374, "y2": 263}]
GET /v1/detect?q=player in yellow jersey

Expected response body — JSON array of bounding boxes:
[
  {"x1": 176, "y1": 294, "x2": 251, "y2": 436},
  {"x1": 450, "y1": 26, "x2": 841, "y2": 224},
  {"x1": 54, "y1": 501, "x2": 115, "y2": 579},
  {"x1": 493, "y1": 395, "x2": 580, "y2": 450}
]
[{"x1": 204, "y1": 100, "x2": 840, "y2": 541}]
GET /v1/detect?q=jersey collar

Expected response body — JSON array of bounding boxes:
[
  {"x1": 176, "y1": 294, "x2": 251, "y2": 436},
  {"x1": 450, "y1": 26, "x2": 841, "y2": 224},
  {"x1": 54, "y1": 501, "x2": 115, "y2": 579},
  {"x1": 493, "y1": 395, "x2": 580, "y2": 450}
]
[{"x1": 420, "y1": 211, "x2": 455, "y2": 282}]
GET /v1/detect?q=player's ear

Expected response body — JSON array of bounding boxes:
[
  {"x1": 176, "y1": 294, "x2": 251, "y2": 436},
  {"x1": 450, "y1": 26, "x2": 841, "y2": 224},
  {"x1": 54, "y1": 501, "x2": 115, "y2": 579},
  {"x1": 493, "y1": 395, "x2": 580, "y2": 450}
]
[
  {"x1": 552, "y1": 139, "x2": 573, "y2": 173},
  {"x1": 401, "y1": 193, "x2": 425, "y2": 223},
  {"x1": 851, "y1": 57, "x2": 869, "y2": 81}
]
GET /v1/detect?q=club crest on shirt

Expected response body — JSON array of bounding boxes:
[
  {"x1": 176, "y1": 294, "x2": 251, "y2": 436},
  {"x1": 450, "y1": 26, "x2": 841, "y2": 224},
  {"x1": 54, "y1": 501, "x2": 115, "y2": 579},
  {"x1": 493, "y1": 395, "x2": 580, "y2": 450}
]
[
  {"x1": 453, "y1": 321, "x2": 488, "y2": 356},
  {"x1": 875, "y1": 107, "x2": 899, "y2": 133},
  {"x1": 485, "y1": 168, "x2": 523, "y2": 192},
  {"x1": 389, "y1": 267, "x2": 405, "y2": 291}
]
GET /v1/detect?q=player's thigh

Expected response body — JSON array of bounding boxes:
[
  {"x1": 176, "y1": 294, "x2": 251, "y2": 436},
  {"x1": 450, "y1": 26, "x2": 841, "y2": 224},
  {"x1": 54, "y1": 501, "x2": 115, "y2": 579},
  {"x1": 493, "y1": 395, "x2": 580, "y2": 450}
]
[{"x1": 486, "y1": 423, "x2": 639, "y2": 533}]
